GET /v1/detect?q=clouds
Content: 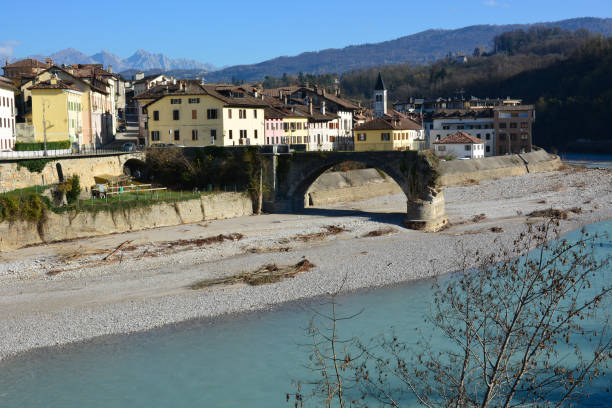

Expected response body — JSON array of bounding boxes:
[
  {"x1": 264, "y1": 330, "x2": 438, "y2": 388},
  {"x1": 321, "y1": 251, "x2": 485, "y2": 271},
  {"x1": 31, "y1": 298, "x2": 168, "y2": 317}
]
[
  {"x1": 0, "y1": 41, "x2": 20, "y2": 58},
  {"x1": 483, "y1": 0, "x2": 509, "y2": 7}
]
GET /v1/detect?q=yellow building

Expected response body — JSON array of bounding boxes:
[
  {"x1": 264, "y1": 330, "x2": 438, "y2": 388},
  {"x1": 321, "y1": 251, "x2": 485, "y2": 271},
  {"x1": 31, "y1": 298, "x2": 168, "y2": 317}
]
[
  {"x1": 28, "y1": 77, "x2": 83, "y2": 145},
  {"x1": 144, "y1": 81, "x2": 266, "y2": 146},
  {"x1": 21, "y1": 66, "x2": 112, "y2": 147},
  {"x1": 280, "y1": 109, "x2": 308, "y2": 145},
  {"x1": 353, "y1": 115, "x2": 424, "y2": 151}
]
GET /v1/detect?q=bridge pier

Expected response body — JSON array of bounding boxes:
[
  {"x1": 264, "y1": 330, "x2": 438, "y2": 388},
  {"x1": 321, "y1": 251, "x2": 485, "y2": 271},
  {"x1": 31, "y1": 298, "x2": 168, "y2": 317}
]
[{"x1": 405, "y1": 190, "x2": 449, "y2": 232}]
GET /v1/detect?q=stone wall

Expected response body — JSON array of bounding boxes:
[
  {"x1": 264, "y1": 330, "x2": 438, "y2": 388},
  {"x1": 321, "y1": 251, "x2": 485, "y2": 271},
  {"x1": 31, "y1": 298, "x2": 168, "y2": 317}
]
[
  {"x1": 0, "y1": 153, "x2": 143, "y2": 193},
  {"x1": 438, "y1": 150, "x2": 562, "y2": 186},
  {"x1": 0, "y1": 192, "x2": 252, "y2": 249}
]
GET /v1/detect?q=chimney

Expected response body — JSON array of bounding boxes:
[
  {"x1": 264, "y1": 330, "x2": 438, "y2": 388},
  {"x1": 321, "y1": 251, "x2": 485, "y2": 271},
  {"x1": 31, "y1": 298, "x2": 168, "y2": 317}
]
[
  {"x1": 278, "y1": 90, "x2": 283, "y2": 99},
  {"x1": 321, "y1": 101, "x2": 326, "y2": 115},
  {"x1": 308, "y1": 98, "x2": 313, "y2": 115},
  {"x1": 45, "y1": 58, "x2": 53, "y2": 66},
  {"x1": 322, "y1": 88, "x2": 326, "y2": 97},
  {"x1": 336, "y1": 88, "x2": 340, "y2": 97},
  {"x1": 107, "y1": 65, "x2": 113, "y2": 73}
]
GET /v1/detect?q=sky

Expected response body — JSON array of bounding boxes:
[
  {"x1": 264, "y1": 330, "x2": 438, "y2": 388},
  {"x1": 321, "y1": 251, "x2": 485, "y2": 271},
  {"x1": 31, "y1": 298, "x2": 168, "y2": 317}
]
[{"x1": 1, "y1": 0, "x2": 611, "y2": 68}]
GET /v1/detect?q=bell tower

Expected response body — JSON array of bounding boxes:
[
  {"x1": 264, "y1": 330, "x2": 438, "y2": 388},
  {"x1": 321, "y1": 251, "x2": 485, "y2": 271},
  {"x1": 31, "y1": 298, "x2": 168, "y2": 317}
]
[{"x1": 373, "y1": 72, "x2": 387, "y2": 117}]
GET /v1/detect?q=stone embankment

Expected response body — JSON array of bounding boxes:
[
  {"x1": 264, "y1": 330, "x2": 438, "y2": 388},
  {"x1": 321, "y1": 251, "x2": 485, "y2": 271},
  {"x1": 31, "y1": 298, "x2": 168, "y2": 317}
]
[
  {"x1": 0, "y1": 192, "x2": 252, "y2": 249},
  {"x1": 438, "y1": 149, "x2": 562, "y2": 186}
]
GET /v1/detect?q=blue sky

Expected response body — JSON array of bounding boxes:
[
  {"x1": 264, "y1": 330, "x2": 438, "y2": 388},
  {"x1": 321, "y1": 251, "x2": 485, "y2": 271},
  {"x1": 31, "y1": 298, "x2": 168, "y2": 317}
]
[{"x1": 1, "y1": 0, "x2": 610, "y2": 67}]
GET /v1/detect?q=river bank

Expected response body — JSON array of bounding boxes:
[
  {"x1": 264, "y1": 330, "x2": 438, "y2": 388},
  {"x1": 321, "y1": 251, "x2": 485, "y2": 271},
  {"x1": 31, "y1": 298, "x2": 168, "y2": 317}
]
[{"x1": 0, "y1": 166, "x2": 611, "y2": 360}]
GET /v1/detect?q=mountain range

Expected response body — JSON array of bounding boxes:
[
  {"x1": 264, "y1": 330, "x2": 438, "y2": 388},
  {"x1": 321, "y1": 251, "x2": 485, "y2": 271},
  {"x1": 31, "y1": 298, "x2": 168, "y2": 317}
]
[
  {"x1": 13, "y1": 48, "x2": 217, "y2": 73},
  {"x1": 204, "y1": 17, "x2": 612, "y2": 83}
]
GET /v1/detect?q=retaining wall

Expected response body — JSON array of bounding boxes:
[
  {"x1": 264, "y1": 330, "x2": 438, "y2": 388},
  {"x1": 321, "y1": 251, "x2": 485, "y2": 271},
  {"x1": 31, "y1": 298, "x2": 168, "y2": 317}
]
[
  {"x1": 0, "y1": 192, "x2": 252, "y2": 249},
  {"x1": 0, "y1": 154, "x2": 141, "y2": 193},
  {"x1": 438, "y1": 150, "x2": 562, "y2": 186}
]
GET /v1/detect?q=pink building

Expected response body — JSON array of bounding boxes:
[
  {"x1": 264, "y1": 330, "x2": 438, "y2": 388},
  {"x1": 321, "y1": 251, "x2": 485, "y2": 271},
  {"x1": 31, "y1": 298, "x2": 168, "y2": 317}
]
[{"x1": 264, "y1": 107, "x2": 285, "y2": 145}]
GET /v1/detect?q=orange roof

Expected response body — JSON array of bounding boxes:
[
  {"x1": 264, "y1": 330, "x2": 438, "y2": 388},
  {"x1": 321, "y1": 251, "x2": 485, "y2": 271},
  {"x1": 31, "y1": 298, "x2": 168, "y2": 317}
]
[{"x1": 433, "y1": 131, "x2": 485, "y2": 144}]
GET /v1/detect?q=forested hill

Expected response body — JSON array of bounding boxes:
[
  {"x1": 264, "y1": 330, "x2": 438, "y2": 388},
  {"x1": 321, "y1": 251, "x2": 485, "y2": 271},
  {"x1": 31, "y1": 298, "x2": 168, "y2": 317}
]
[{"x1": 205, "y1": 17, "x2": 612, "y2": 83}]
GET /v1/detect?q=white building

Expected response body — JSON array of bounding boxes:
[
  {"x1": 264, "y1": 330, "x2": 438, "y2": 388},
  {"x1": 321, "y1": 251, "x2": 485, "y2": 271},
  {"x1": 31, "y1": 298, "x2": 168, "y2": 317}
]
[
  {"x1": 430, "y1": 109, "x2": 495, "y2": 156},
  {"x1": 433, "y1": 131, "x2": 485, "y2": 159},
  {"x1": 0, "y1": 76, "x2": 16, "y2": 151}
]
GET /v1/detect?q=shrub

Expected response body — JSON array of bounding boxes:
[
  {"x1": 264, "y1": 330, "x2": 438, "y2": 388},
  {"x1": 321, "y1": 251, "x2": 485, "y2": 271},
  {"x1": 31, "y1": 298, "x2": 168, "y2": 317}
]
[
  {"x1": 0, "y1": 194, "x2": 46, "y2": 223},
  {"x1": 16, "y1": 158, "x2": 53, "y2": 173},
  {"x1": 21, "y1": 194, "x2": 45, "y2": 222},
  {"x1": 14, "y1": 141, "x2": 71, "y2": 151},
  {"x1": 65, "y1": 175, "x2": 81, "y2": 204},
  {"x1": 0, "y1": 196, "x2": 19, "y2": 222}
]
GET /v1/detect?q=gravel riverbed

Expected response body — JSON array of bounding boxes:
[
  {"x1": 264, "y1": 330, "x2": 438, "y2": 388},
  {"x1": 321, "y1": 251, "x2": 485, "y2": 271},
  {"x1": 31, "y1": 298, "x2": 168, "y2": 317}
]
[{"x1": 0, "y1": 166, "x2": 611, "y2": 360}]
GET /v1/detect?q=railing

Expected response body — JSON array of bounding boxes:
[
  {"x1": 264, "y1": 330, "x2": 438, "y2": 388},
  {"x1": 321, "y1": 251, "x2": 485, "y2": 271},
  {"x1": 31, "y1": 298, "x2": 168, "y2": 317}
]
[{"x1": 0, "y1": 145, "x2": 143, "y2": 160}]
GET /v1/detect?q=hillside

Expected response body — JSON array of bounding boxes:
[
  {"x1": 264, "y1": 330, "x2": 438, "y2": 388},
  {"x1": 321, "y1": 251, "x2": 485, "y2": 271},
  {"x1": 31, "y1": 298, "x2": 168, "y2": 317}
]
[{"x1": 204, "y1": 17, "x2": 612, "y2": 83}]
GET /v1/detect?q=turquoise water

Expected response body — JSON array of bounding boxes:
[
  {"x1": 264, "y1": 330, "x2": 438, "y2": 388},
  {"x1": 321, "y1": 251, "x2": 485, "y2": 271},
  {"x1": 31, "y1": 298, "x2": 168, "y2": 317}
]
[
  {"x1": 1, "y1": 221, "x2": 611, "y2": 407},
  {"x1": 561, "y1": 153, "x2": 612, "y2": 169}
]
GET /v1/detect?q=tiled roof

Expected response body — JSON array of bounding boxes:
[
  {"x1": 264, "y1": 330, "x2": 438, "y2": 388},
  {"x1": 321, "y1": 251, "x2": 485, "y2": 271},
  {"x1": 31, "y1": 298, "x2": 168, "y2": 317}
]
[
  {"x1": 355, "y1": 114, "x2": 423, "y2": 131},
  {"x1": 291, "y1": 104, "x2": 339, "y2": 121},
  {"x1": 433, "y1": 131, "x2": 485, "y2": 144},
  {"x1": 0, "y1": 75, "x2": 15, "y2": 89},
  {"x1": 433, "y1": 108, "x2": 494, "y2": 119},
  {"x1": 264, "y1": 107, "x2": 285, "y2": 119},
  {"x1": 28, "y1": 79, "x2": 82, "y2": 92},
  {"x1": 141, "y1": 81, "x2": 268, "y2": 109},
  {"x1": 4, "y1": 59, "x2": 49, "y2": 68}
]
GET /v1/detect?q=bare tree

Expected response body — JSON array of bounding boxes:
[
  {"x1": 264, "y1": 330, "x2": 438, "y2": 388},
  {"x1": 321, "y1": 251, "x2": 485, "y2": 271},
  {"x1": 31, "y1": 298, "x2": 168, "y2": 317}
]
[{"x1": 293, "y1": 220, "x2": 611, "y2": 407}]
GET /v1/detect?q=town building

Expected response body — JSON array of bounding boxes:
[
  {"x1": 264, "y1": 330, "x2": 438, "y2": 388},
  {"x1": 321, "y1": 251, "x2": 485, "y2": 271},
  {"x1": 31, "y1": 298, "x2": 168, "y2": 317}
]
[
  {"x1": 0, "y1": 75, "x2": 16, "y2": 151},
  {"x1": 494, "y1": 105, "x2": 535, "y2": 155},
  {"x1": 28, "y1": 77, "x2": 84, "y2": 145},
  {"x1": 2, "y1": 58, "x2": 50, "y2": 79},
  {"x1": 264, "y1": 107, "x2": 285, "y2": 145},
  {"x1": 354, "y1": 72, "x2": 425, "y2": 152},
  {"x1": 354, "y1": 114, "x2": 424, "y2": 152},
  {"x1": 430, "y1": 109, "x2": 496, "y2": 156},
  {"x1": 433, "y1": 131, "x2": 485, "y2": 159},
  {"x1": 133, "y1": 74, "x2": 172, "y2": 96},
  {"x1": 19, "y1": 66, "x2": 113, "y2": 147},
  {"x1": 143, "y1": 80, "x2": 266, "y2": 147}
]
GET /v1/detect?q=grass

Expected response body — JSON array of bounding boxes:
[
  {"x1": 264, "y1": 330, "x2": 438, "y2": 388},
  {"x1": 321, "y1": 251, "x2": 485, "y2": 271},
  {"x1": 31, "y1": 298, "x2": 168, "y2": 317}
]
[{"x1": 52, "y1": 190, "x2": 218, "y2": 214}]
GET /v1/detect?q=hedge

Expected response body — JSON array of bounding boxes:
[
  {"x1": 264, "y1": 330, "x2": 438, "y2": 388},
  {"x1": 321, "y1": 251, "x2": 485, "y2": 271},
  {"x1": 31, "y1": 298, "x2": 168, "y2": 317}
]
[{"x1": 14, "y1": 140, "x2": 71, "y2": 151}]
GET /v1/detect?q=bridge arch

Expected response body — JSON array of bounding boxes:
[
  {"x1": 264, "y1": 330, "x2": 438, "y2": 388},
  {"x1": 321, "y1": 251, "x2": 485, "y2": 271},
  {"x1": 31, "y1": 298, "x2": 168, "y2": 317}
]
[
  {"x1": 122, "y1": 157, "x2": 147, "y2": 179},
  {"x1": 264, "y1": 151, "x2": 449, "y2": 231}
]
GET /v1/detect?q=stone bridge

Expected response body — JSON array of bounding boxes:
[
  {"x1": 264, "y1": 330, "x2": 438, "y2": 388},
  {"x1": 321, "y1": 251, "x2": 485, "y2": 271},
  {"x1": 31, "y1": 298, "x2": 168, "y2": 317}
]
[{"x1": 260, "y1": 150, "x2": 448, "y2": 231}]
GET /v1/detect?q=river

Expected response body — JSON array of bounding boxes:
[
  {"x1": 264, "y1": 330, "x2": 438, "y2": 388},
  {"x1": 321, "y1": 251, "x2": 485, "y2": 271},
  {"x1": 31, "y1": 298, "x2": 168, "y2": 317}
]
[{"x1": 0, "y1": 218, "x2": 610, "y2": 407}]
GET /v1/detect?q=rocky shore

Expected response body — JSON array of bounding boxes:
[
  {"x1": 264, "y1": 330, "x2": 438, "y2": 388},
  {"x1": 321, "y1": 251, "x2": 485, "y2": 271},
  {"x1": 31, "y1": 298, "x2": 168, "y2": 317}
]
[{"x1": 0, "y1": 166, "x2": 611, "y2": 361}]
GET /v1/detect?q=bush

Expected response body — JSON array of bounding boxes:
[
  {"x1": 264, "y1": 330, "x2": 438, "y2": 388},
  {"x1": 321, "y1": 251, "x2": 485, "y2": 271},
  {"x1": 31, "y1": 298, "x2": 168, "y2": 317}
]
[
  {"x1": 0, "y1": 194, "x2": 46, "y2": 223},
  {"x1": 14, "y1": 140, "x2": 71, "y2": 151},
  {"x1": 65, "y1": 175, "x2": 81, "y2": 204},
  {"x1": 16, "y1": 158, "x2": 53, "y2": 173}
]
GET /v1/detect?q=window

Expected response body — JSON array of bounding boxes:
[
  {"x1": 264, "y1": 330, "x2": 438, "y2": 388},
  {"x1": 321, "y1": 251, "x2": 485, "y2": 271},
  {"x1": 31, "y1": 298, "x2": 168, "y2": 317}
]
[
  {"x1": 174, "y1": 130, "x2": 180, "y2": 141},
  {"x1": 511, "y1": 133, "x2": 517, "y2": 141},
  {"x1": 521, "y1": 134, "x2": 528, "y2": 140},
  {"x1": 207, "y1": 109, "x2": 218, "y2": 119},
  {"x1": 499, "y1": 133, "x2": 506, "y2": 141},
  {"x1": 437, "y1": 145, "x2": 446, "y2": 151},
  {"x1": 465, "y1": 145, "x2": 471, "y2": 151},
  {"x1": 192, "y1": 129, "x2": 198, "y2": 140},
  {"x1": 253, "y1": 109, "x2": 257, "y2": 118},
  {"x1": 486, "y1": 133, "x2": 491, "y2": 140},
  {"x1": 254, "y1": 129, "x2": 258, "y2": 139},
  {"x1": 192, "y1": 110, "x2": 197, "y2": 119},
  {"x1": 486, "y1": 146, "x2": 490, "y2": 153},
  {"x1": 188, "y1": 98, "x2": 200, "y2": 104},
  {"x1": 238, "y1": 109, "x2": 247, "y2": 119},
  {"x1": 151, "y1": 131, "x2": 160, "y2": 141},
  {"x1": 357, "y1": 133, "x2": 366, "y2": 141},
  {"x1": 239, "y1": 129, "x2": 247, "y2": 138},
  {"x1": 171, "y1": 98, "x2": 182, "y2": 104},
  {"x1": 375, "y1": 94, "x2": 382, "y2": 102},
  {"x1": 457, "y1": 125, "x2": 464, "y2": 129},
  {"x1": 442, "y1": 125, "x2": 449, "y2": 130},
  {"x1": 153, "y1": 111, "x2": 159, "y2": 121},
  {"x1": 173, "y1": 110, "x2": 179, "y2": 120},
  {"x1": 510, "y1": 122, "x2": 517, "y2": 129},
  {"x1": 499, "y1": 122, "x2": 507, "y2": 129},
  {"x1": 520, "y1": 122, "x2": 528, "y2": 128},
  {"x1": 228, "y1": 109, "x2": 232, "y2": 119},
  {"x1": 381, "y1": 133, "x2": 390, "y2": 141}
]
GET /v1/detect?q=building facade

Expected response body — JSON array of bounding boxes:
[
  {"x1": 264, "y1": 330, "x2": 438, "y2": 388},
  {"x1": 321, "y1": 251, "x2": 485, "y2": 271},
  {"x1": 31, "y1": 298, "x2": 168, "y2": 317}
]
[
  {"x1": 430, "y1": 109, "x2": 496, "y2": 156},
  {"x1": 144, "y1": 81, "x2": 266, "y2": 147},
  {"x1": 433, "y1": 131, "x2": 485, "y2": 159},
  {"x1": 0, "y1": 76, "x2": 16, "y2": 151},
  {"x1": 354, "y1": 115, "x2": 424, "y2": 152},
  {"x1": 494, "y1": 105, "x2": 535, "y2": 155}
]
